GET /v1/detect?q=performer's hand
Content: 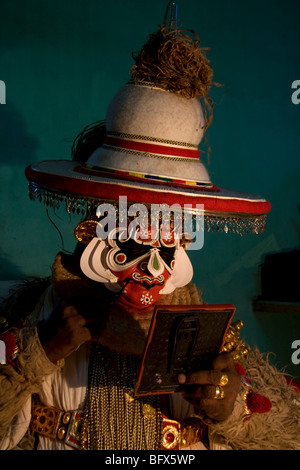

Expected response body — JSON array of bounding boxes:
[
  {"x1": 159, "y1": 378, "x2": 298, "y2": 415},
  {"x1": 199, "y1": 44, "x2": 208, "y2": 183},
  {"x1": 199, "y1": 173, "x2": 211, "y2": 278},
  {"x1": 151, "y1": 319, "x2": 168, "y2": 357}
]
[
  {"x1": 38, "y1": 299, "x2": 92, "y2": 363},
  {"x1": 178, "y1": 352, "x2": 241, "y2": 421}
]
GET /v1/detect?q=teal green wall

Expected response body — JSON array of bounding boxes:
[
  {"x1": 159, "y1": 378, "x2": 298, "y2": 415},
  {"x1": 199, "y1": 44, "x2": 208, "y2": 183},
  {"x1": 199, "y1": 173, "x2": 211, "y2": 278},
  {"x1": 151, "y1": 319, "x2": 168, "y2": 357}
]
[{"x1": 0, "y1": 0, "x2": 300, "y2": 378}]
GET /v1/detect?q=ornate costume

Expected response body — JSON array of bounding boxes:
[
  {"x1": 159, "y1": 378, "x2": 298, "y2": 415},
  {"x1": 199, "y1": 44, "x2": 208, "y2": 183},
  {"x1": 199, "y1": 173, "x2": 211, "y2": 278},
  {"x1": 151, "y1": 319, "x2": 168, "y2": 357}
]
[
  {"x1": 0, "y1": 259, "x2": 299, "y2": 450},
  {"x1": 0, "y1": 2, "x2": 299, "y2": 451}
]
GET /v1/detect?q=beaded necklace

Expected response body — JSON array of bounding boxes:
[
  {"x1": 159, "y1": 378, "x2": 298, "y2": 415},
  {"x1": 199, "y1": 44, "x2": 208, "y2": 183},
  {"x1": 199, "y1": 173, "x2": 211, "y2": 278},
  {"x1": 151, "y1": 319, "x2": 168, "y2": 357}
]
[{"x1": 81, "y1": 343, "x2": 163, "y2": 450}]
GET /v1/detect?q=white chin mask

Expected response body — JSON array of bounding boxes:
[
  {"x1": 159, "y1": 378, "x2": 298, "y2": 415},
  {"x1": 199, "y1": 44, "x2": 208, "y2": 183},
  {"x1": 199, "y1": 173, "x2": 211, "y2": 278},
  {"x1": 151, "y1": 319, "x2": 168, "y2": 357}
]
[{"x1": 79, "y1": 229, "x2": 194, "y2": 307}]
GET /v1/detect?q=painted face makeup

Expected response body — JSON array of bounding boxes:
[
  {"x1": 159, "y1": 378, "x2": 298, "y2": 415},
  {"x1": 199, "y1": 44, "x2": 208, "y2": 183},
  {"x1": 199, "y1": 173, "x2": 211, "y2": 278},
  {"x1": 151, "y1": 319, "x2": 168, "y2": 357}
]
[
  {"x1": 106, "y1": 226, "x2": 177, "y2": 309},
  {"x1": 80, "y1": 223, "x2": 194, "y2": 310}
]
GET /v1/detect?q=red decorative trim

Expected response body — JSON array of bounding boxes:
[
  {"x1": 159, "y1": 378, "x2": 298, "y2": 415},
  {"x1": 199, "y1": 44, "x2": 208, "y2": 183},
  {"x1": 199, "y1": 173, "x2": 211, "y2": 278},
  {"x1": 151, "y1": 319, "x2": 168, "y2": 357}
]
[
  {"x1": 103, "y1": 136, "x2": 200, "y2": 160},
  {"x1": 25, "y1": 165, "x2": 271, "y2": 216}
]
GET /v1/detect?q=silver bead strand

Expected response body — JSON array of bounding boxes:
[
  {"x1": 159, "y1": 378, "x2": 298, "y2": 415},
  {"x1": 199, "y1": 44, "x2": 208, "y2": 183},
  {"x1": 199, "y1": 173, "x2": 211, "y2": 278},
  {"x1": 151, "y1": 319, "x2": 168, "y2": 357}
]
[{"x1": 81, "y1": 343, "x2": 163, "y2": 450}]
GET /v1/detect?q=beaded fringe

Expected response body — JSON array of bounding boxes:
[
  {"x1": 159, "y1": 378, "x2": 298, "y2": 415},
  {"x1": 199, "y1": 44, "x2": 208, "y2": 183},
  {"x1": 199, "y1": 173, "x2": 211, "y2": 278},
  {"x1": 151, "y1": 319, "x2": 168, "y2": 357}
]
[
  {"x1": 81, "y1": 344, "x2": 163, "y2": 450},
  {"x1": 28, "y1": 183, "x2": 266, "y2": 235}
]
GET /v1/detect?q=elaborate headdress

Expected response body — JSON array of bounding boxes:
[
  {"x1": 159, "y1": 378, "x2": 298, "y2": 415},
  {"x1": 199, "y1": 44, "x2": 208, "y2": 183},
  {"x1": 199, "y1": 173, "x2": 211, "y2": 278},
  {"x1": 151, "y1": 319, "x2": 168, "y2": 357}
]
[{"x1": 25, "y1": 3, "x2": 270, "y2": 238}]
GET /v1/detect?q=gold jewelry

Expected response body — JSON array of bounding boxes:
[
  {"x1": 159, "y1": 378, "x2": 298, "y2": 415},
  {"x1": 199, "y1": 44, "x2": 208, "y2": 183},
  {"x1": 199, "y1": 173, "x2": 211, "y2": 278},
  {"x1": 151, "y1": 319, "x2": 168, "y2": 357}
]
[
  {"x1": 218, "y1": 373, "x2": 229, "y2": 387},
  {"x1": 220, "y1": 320, "x2": 251, "y2": 360},
  {"x1": 74, "y1": 220, "x2": 98, "y2": 244},
  {"x1": 214, "y1": 385, "x2": 225, "y2": 399}
]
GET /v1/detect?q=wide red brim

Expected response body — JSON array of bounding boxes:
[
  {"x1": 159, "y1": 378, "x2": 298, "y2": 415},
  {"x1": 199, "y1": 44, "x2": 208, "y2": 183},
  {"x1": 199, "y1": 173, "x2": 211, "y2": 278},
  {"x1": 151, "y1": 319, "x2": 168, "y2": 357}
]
[{"x1": 25, "y1": 160, "x2": 271, "y2": 216}]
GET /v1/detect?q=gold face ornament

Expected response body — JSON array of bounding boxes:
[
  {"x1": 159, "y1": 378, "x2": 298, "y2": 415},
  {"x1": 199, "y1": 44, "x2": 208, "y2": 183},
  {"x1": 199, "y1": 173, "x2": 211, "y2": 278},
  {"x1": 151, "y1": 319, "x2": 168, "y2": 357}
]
[{"x1": 74, "y1": 220, "x2": 99, "y2": 245}]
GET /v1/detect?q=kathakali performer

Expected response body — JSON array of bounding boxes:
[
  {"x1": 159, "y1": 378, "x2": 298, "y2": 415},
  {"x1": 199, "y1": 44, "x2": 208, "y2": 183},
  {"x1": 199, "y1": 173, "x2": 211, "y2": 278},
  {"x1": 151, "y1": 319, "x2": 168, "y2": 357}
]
[{"x1": 0, "y1": 3, "x2": 299, "y2": 451}]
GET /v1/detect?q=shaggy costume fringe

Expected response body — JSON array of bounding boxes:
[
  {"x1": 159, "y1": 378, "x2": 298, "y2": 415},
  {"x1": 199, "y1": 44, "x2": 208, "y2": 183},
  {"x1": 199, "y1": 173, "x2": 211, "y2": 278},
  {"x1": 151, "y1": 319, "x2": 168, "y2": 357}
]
[
  {"x1": 208, "y1": 348, "x2": 300, "y2": 450},
  {"x1": 0, "y1": 328, "x2": 60, "y2": 443}
]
